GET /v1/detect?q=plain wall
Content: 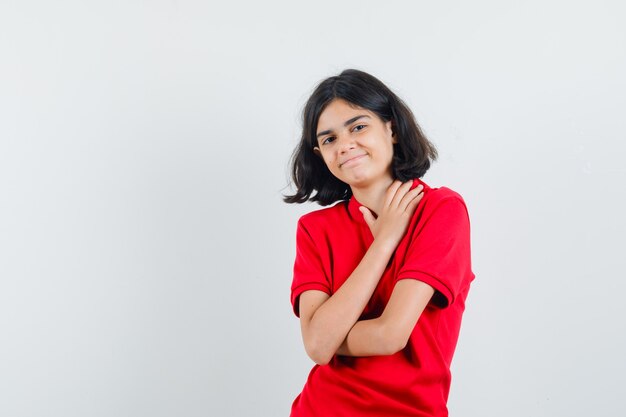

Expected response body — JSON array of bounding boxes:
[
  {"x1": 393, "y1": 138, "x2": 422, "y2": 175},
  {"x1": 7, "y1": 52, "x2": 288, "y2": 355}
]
[{"x1": 1, "y1": 1, "x2": 625, "y2": 416}]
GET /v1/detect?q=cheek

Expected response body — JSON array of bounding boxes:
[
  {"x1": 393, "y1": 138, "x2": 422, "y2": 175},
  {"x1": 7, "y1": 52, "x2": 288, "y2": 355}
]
[
  {"x1": 379, "y1": 141, "x2": 395, "y2": 158},
  {"x1": 320, "y1": 153, "x2": 336, "y2": 170},
  {"x1": 383, "y1": 145, "x2": 396, "y2": 167}
]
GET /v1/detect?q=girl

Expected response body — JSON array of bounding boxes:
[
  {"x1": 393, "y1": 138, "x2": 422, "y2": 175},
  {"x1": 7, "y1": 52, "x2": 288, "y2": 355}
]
[{"x1": 284, "y1": 69, "x2": 474, "y2": 417}]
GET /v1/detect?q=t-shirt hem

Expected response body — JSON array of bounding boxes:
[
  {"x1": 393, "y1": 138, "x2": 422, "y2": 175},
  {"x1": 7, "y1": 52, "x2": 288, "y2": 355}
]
[{"x1": 291, "y1": 282, "x2": 332, "y2": 317}]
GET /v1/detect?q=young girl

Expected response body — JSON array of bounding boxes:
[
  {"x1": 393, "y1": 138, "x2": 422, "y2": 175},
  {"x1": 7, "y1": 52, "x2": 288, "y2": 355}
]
[{"x1": 284, "y1": 69, "x2": 474, "y2": 417}]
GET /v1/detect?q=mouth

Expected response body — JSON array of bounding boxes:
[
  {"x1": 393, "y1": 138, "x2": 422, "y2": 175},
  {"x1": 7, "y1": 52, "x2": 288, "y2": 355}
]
[{"x1": 340, "y1": 154, "x2": 367, "y2": 168}]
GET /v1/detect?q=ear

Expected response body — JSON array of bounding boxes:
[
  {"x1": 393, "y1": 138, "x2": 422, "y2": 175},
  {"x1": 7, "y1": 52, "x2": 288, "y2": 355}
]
[
  {"x1": 386, "y1": 120, "x2": 397, "y2": 144},
  {"x1": 313, "y1": 146, "x2": 321, "y2": 156}
]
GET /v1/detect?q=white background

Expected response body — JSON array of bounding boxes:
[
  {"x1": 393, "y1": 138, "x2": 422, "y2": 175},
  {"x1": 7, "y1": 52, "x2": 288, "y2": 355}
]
[{"x1": 1, "y1": 1, "x2": 625, "y2": 416}]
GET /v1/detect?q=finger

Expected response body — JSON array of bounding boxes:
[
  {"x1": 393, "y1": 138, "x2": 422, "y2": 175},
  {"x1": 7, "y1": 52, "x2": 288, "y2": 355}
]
[
  {"x1": 384, "y1": 180, "x2": 404, "y2": 207},
  {"x1": 403, "y1": 189, "x2": 424, "y2": 213},
  {"x1": 359, "y1": 206, "x2": 376, "y2": 229},
  {"x1": 390, "y1": 180, "x2": 415, "y2": 208},
  {"x1": 398, "y1": 184, "x2": 424, "y2": 212}
]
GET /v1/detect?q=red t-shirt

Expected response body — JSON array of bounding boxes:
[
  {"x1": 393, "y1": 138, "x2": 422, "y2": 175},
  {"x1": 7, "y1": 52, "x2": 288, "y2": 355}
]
[{"x1": 290, "y1": 178, "x2": 475, "y2": 417}]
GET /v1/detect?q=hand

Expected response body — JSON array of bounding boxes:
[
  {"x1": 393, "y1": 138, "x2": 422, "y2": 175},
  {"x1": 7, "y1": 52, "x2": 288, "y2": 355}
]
[{"x1": 358, "y1": 180, "x2": 424, "y2": 250}]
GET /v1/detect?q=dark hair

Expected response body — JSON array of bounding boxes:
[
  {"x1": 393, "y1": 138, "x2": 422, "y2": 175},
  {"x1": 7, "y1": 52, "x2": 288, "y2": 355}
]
[{"x1": 284, "y1": 69, "x2": 438, "y2": 205}]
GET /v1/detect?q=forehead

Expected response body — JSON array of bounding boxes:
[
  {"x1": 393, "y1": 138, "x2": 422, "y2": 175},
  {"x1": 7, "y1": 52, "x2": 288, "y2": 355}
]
[{"x1": 317, "y1": 99, "x2": 375, "y2": 130}]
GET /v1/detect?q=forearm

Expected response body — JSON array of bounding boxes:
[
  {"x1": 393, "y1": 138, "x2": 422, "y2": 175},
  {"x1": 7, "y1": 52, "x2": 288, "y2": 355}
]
[
  {"x1": 306, "y1": 239, "x2": 395, "y2": 363},
  {"x1": 337, "y1": 279, "x2": 435, "y2": 358},
  {"x1": 336, "y1": 317, "x2": 398, "y2": 357}
]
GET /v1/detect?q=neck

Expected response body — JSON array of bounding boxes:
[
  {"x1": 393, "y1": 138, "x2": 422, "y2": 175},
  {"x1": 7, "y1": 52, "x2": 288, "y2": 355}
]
[{"x1": 351, "y1": 177, "x2": 395, "y2": 217}]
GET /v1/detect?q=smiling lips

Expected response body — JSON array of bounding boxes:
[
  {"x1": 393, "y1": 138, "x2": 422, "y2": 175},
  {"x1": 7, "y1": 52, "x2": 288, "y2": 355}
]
[{"x1": 340, "y1": 154, "x2": 367, "y2": 168}]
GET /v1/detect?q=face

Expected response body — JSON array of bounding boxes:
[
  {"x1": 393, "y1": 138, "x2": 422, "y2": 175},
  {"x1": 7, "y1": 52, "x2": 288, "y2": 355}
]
[{"x1": 314, "y1": 99, "x2": 396, "y2": 189}]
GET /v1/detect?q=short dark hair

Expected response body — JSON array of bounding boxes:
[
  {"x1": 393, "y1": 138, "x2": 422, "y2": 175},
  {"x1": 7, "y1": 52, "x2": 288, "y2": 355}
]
[{"x1": 284, "y1": 69, "x2": 438, "y2": 205}]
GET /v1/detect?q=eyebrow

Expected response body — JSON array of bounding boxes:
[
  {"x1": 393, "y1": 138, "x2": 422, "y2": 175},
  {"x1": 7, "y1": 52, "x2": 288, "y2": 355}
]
[{"x1": 316, "y1": 115, "x2": 371, "y2": 139}]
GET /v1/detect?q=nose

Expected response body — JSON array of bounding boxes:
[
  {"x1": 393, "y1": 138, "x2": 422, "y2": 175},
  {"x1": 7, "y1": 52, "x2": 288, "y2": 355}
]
[{"x1": 337, "y1": 133, "x2": 356, "y2": 154}]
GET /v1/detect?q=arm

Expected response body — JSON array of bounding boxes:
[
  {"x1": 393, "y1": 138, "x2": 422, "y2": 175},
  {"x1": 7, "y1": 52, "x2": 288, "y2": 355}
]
[
  {"x1": 299, "y1": 239, "x2": 395, "y2": 364},
  {"x1": 336, "y1": 279, "x2": 435, "y2": 357},
  {"x1": 337, "y1": 196, "x2": 471, "y2": 357},
  {"x1": 299, "y1": 181, "x2": 424, "y2": 365}
]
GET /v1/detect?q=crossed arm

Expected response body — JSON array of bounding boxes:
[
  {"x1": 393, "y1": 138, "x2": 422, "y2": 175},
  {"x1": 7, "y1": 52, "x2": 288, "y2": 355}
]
[
  {"x1": 336, "y1": 279, "x2": 434, "y2": 357},
  {"x1": 299, "y1": 278, "x2": 434, "y2": 364},
  {"x1": 298, "y1": 181, "x2": 435, "y2": 365}
]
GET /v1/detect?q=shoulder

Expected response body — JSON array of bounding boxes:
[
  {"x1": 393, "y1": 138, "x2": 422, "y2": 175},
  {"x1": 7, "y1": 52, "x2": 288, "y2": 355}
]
[
  {"x1": 297, "y1": 200, "x2": 349, "y2": 230},
  {"x1": 419, "y1": 182, "x2": 470, "y2": 220},
  {"x1": 424, "y1": 186, "x2": 467, "y2": 206},
  {"x1": 403, "y1": 182, "x2": 472, "y2": 248}
]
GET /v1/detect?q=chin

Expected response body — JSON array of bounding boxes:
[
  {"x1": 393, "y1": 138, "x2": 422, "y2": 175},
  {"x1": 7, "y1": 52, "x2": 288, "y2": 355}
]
[{"x1": 344, "y1": 175, "x2": 374, "y2": 188}]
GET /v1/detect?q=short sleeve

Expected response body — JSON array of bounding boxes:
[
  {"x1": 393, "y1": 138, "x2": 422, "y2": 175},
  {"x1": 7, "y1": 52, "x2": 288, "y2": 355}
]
[
  {"x1": 396, "y1": 196, "x2": 472, "y2": 309},
  {"x1": 290, "y1": 219, "x2": 331, "y2": 317}
]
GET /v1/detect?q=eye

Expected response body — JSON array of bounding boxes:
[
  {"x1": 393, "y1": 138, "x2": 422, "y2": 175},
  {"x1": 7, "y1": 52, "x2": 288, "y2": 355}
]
[
  {"x1": 321, "y1": 136, "x2": 336, "y2": 145},
  {"x1": 353, "y1": 124, "x2": 366, "y2": 132}
]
